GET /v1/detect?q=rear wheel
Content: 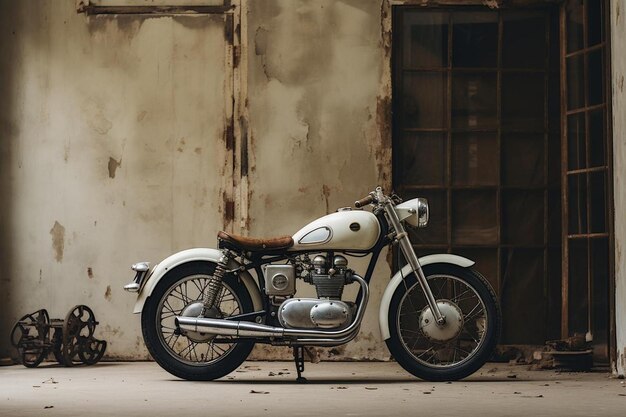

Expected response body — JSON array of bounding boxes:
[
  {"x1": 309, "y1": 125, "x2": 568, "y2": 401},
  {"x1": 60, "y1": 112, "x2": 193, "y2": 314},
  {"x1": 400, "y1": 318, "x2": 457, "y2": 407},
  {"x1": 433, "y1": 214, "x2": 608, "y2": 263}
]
[
  {"x1": 386, "y1": 263, "x2": 501, "y2": 381},
  {"x1": 142, "y1": 261, "x2": 254, "y2": 381}
]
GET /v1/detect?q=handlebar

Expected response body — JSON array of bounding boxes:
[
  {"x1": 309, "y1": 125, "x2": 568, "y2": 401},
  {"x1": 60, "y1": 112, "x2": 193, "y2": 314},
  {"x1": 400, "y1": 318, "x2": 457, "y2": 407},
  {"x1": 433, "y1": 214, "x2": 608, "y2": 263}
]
[{"x1": 354, "y1": 195, "x2": 374, "y2": 208}]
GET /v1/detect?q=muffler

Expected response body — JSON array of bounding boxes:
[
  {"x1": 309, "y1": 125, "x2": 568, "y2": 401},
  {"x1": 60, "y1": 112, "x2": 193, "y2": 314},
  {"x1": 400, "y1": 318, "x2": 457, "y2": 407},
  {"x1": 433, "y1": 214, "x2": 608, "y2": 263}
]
[
  {"x1": 176, "y1": 274, "x2": 369, "y2": 341},
  {"x1": 176, "y1": 317, "x2": 285, "y2": 338}
]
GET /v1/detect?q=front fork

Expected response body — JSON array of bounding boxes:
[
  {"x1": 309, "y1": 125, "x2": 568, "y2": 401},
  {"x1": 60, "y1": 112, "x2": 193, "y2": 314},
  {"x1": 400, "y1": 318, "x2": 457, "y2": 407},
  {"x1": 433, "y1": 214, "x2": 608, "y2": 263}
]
[{"x1": 383, "y1": 201, "x2": 446, "y2": 325}]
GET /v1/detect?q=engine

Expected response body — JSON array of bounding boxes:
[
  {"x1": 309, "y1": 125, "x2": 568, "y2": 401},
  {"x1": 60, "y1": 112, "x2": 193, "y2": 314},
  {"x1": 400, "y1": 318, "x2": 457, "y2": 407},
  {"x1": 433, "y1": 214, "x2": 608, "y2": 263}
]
[
  {"x1": 262, "y1": 254, "x2": 355, "y2": 330},
  {"x1": 305, "y1": 254, "x2": 350, "y2": 299}
]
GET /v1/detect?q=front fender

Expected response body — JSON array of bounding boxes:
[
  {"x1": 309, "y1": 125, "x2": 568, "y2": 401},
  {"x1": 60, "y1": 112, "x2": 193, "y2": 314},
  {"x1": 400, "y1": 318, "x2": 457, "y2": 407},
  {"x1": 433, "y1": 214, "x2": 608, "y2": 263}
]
[
  {"x1": 378, "y1": 254, "x2": 475, "y2": 340},
  {"x1": 132, "y1": 248, "x2": 262, "y2": 314}
]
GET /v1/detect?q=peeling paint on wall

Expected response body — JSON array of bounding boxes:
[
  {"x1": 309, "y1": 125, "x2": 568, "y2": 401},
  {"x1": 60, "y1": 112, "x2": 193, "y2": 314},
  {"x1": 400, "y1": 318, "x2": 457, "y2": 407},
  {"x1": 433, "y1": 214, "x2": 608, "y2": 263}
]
[
  {"x1": 50, "y1": 221, "x2": 65, "y2": 263},
  {"x1": 108, "y1": 157, "x2": 122, "y2": 178}
]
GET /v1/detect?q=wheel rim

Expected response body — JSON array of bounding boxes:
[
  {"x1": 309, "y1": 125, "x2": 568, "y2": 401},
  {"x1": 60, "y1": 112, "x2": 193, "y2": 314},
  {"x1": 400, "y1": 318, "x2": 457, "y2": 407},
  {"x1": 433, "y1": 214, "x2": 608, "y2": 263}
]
[
  {"x1": 397, "y1": 274, "x2": 488, "y2": 369},
  {"x1": 156, "y1": 275, "x2": 242, "y2": 366}
]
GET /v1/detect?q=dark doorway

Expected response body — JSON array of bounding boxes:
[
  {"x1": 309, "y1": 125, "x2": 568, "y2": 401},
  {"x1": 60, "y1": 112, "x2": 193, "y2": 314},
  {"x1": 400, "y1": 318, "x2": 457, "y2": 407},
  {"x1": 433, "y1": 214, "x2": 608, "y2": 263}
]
[
  {"x1": 392, "y1": 6, "x2": 563, "y2": 346},
  {"x1": 392, "y1": 2, "x2": 614, "y2": 361}
]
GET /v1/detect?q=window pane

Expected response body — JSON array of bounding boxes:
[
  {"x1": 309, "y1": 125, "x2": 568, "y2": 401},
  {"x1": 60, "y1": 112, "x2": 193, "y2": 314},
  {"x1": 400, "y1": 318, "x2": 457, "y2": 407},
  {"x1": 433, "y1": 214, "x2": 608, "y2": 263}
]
[
  {"x1": 452, "y1": 190, "x2": 497, "y2": 245},
  {"x1": 502, "y1": 72, "x2": 545, "y2": 130},
  {"x1": 502, "y1": 11, "x2": 546, "y2": 69},
  {"x1": 502, "y1": 190, "x2": 544, "y2": 245},
  {"x1": 587, "y1": 0, "x2": 604, "y2": 47},
  {"x1": 567, "y1": 113, "x2": 586, "y2": 171},
  {"x1": 502, "y1": 133, "x2": 545, "y2": 187},
  {"x1": 568, "y1": 238, "x2": 589, "y2": 334},
  {"x1": 451, "y1": 72, "x2": 497, "y2": 129},
  {"x1": 588, "y1": 109, "x2": 606, "y2": 167},
  {"x1": 566, "y1": 0, "x2": 584, "y2": 53},
  {"x1": 548, "y1": 132, "x2": 561, "y2": 187},
  {"x1": 452, "y1": 133, "x2": 497, "y2": 186},
  {"x1": 398, "y1": 133, "x2": 446, "y2": 186},
  {"x1": 403, "y1": 12, "x2": 448, "y2": 68},
  {"x1": 548, "y1": 190, "x2": 561, "y2": 246},
  {"x1": 452, "y1": 12, "x2": 498, "y2": 68},
  {"x1": 589, "y1": 171, "x2": 607, "y2": 233},
  {"x1": 567, "y1": 54, "x2": 584, "y2": 110},
  {"x1": 500, "y1": 248, "x2": 546, "y2": 344},
  {"x1": 568, "y1": 173, "x2": 588, "y2": 235},
  {"x1": 591, "y1": 237, "x2": 609, "y2": 356},
  {"x1": 587, "y1": 49, "x2": 604, "y2": 106},
  {"x1": 401, "y1": 72, "x2": 446, "y2": 128}
]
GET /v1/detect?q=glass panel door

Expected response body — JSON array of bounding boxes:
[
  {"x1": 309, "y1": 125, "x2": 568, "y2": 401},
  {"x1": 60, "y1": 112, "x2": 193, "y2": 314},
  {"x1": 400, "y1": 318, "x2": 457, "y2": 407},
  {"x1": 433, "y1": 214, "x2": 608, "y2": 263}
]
[{"x1": 561, "y1": 0, "x2": 613, "y2": 361}]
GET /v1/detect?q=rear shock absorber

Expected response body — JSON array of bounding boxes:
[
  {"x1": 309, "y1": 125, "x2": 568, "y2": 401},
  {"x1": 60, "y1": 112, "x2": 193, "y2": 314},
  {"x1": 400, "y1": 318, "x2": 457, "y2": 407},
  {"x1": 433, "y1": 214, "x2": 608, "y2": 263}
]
[{"x1": 202, "y1": 252, "x2": 230, "y2": 314}]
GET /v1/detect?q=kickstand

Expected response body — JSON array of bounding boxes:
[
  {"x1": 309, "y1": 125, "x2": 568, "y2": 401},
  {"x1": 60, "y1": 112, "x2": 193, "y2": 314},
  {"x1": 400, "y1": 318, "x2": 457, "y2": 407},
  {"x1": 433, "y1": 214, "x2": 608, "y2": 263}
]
[{"x1": 293, "y1": 346, "x2": 307, "y2": 383}]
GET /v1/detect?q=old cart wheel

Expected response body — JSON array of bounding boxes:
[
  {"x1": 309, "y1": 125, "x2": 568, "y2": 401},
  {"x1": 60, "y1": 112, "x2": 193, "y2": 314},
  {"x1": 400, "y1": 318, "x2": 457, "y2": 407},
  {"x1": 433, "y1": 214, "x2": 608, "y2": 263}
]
[
  {"x1": 62, "y1": 305, "x2": 97, "y2": 366},
  {"x1": 78, "y1": 338, "x2": 107, "y2": 365},
  {"x1": 10, "y1": 309, "x2": 50, "y2": 368}
]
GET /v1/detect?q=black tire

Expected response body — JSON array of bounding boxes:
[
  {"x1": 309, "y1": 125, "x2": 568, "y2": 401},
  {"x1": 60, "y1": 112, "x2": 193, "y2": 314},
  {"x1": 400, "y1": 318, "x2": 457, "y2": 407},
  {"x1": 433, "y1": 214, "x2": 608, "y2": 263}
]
[
  {"x1": 386, "y1": 263, "x2": 501, "y2": 381},
  {"x1": 141, "y1": 261, "x2": 255, "y2": 381}
]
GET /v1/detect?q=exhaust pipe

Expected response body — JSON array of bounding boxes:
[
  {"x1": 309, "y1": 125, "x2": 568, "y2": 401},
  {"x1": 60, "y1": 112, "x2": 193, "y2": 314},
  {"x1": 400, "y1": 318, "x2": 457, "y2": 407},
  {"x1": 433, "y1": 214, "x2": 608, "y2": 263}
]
[
  {"x1": 176, "y1": 274, "x2": 369, "y2": 340},
  {"x1": 176, "y1": 317, "x2": 285, "y2": 338}
]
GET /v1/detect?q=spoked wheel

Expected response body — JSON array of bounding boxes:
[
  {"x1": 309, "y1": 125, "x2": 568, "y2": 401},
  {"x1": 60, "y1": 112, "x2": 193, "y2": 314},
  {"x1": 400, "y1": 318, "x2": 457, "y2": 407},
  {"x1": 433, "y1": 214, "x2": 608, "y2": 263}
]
[
  {"x1": 386, "y1": 264, "x2": 501, "y2": 381},
  {"x1": 10, "y1": 309, "x2": 51, "y2": 368},
  {"x1": 62, "y1": 305, "x2": 98, "y2": 366},
  {"x1": 142, "y1": 261, "x2": 254, "y2": 381}
]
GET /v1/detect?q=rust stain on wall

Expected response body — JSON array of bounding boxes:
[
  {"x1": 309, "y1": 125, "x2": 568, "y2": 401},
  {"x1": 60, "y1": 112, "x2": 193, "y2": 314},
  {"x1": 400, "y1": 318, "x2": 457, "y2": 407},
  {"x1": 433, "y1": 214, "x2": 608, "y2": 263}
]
[
  {"x1": 108, "y1": 156, "x2": 121, "y2": 178},
  {"x1": 49, "y1": 221, "x2": 65, "y2": 263},
  {"x1": 104, "y1": 285, "x2": 112, "y2": 301},
  {"x1": 224, "y1": 118, "x2": 235, "y2": 151},
  {"x1": 374, "y1": 95, "x2": 392, "y2": 184},
  {"x1": 86, "y1": 14, "x2": 144, "y2": 38},
  {"x1": 321, "y1": 184, "x2": 331, "y2": 214},
  {"x1": 222, "y1": 189, "x2": 235, "y2": 225}
]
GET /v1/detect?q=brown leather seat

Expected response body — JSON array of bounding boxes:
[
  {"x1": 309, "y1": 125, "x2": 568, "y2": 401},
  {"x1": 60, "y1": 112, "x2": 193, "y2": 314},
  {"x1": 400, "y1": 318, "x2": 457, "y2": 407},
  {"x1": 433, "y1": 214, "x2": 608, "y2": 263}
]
[{"x1": 217, "y1": 231, "x2": 294, "y2": 252}]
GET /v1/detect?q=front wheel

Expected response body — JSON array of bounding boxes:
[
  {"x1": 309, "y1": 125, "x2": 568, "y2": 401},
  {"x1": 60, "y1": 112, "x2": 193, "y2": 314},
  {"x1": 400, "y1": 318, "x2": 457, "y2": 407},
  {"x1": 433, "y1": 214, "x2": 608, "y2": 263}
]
[
  {"x1": 386, "y1": 263, "x2": 501, "y2": 381},
  {"x1": 141, "y1": 261, "x2": 255, "y2": 381}
]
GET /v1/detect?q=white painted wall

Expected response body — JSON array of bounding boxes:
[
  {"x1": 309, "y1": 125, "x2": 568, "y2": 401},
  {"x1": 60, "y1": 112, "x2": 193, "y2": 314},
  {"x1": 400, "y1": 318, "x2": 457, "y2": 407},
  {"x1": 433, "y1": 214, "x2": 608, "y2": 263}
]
[
  {"x1": 0, "y1": 0, "x2": 393, "y2": 361},
  {"x1": 611, "y1": 0, "x2": 626, "y2": 376},
  {"x1": 0, "y1": 1, "x2": 233, "y2": 359}
]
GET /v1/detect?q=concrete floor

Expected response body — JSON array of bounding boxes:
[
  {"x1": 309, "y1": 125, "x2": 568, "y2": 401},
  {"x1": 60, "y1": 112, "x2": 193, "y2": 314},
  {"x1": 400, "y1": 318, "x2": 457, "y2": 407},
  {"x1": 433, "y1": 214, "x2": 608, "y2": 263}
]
[{"x1": 0, "y1": 361, "x2": 625, "y2": 417}]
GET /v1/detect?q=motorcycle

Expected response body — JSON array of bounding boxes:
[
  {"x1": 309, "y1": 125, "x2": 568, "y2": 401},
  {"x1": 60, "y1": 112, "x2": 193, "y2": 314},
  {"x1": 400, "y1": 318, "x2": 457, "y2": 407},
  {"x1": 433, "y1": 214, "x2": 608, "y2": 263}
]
[{"x1": 124, "y1": 187, "x2": 501, "y2": 381}]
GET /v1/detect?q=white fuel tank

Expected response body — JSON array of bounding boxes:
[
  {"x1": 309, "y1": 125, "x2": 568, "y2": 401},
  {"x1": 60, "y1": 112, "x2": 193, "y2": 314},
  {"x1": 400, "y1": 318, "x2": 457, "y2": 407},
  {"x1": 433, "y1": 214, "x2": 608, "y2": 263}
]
[{"x1": 290, "y1": 210, "x2": 381, "y2": 251}]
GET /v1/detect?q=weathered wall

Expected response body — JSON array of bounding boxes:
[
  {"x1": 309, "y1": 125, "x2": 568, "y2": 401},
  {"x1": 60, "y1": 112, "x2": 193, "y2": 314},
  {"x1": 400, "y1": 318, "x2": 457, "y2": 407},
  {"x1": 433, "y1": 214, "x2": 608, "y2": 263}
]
[
  {"x1": 245, "y1": 0, "x2": 392, "y2": 360},
  {"x1": 611, "y1": 0, "x2": 626, "y2": 377},
  {"x1": 0, "y1": 0, "x2": 393, "y2": 361},
  {"x1": 0, "y1": 0, "x2": 234, "y2": 359}
]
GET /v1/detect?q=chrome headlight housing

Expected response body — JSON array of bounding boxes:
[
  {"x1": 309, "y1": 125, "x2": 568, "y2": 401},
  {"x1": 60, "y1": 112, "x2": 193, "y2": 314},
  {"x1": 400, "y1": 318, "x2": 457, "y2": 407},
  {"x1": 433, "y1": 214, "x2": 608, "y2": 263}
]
[
  {"x1": 416, "y1": 197, "x2": 429, "y2": 228},
  {"x1": 395, "y1": 197, "x2": 429, "y2": 228}
]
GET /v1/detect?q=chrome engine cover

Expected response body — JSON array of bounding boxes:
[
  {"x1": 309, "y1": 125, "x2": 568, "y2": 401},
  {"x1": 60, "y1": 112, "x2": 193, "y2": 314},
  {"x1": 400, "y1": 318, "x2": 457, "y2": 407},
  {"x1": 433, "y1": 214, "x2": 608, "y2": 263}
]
[{"x1": 278, "y1": 298, "x2": 352, "y2": 329}]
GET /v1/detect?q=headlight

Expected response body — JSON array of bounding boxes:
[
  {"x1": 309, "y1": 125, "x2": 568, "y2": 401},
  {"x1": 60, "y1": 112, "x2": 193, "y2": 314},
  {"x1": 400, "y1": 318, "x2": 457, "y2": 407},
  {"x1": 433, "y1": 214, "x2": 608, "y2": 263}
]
[
  {"x1": 395, "y1": 198, "x2": 429, "y2": 228},
  {"x1": 417, "y1": 198, "x2": 429, "y2": 228}
]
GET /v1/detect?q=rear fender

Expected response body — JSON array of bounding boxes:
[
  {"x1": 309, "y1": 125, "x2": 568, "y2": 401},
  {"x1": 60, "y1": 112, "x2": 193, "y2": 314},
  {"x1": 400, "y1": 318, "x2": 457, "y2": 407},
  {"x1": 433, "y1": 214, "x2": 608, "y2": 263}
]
[
  {"x1": 378, "y1": 254, "x2": 475, "y2": 340},
  {"x1": 132, "y1": 248, "x2": 262, "y2": 314}
]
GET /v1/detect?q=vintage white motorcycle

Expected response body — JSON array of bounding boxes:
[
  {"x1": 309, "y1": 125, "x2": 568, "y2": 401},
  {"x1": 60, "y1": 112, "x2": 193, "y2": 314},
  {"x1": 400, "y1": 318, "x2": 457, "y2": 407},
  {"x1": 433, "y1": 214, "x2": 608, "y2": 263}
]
[{"x1": 124, "y1": 187, "x2": 501, "y2": 381}]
